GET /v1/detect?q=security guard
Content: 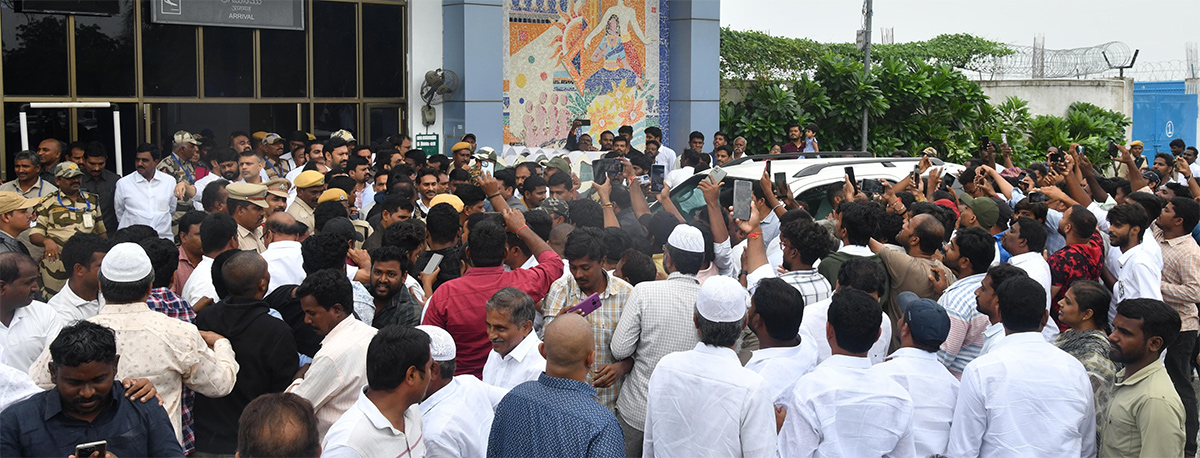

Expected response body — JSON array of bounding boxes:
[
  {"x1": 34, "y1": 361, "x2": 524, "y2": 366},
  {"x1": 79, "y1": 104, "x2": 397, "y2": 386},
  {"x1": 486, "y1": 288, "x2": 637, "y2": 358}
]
[
  {"x1": 263, "y1": 178, "x2": 290, "y2": 217},
  {"x1": 226, "y1": 182, "x2": 269, "y2": 253},
  {"x1": 29, "y1": 162, "x2": 106, "y2": 299},
  {"x1": 158, "y1": 130, "x2": 200, "y2": 185},
  {"x1": 288, "y1": 170, "x2": 325, "y2": 234}
]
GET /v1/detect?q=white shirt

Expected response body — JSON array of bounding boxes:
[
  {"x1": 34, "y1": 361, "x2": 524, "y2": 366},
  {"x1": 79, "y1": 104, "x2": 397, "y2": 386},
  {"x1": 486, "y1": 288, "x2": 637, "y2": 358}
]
[
  {"x1": 181, "y1": 256, "x2": 217, "y2": 307},
  {"x1": 745, "y1": 339, "x2": 820, "y2": 405},
  {"x1": 0, "y1": 353, "x2": 40, "y2": 412},
  {"x1": 420, "y1": 375, "x2": 507, "y2": 458},
  {"x1": 1106, "y1": 240, "x2": 1163, "y2": 324},
  {"x1": 0, "y1": 301, "x2": 63, "y2": 372},
  {"x1": 947, "y1": 332, "x2": 1096, "y2": 458},
  {"x1": 1005, "y1": 251, "x2": 1058, "y2": 342},
  {"x1": 287, "y1": 317, "x2": 378, "y2": 437},
  {"x1": 405, "y1": 274, "x2": 426, "y2": 304},
  {"x1": 873, "y1": 348, "x2": 960, "y2": 457},
  {"x1": 644, "y1": 343, "x2": 778, "y2": 458},
  {"x1": 482, "y1": 331, "x2": 545, "y2": 389},
  {"x1": 798, "y1": 297, "x2": 892, "y2": 365},
  {"x1": 322, "y1": 388, "x2": 425, "y2": 458},
  {"x1": 980, "y1": 322, "x2": 1005, "y2": 355},
  {"x1": 261, "y1": 240, "x2": 306, "y2": 294},
  {"x1": 1191, "y1": 161, "x2": 1200, "y2": 180},
  {"x1": 779, "y1": 354, "x2": 916, "y2": 458},
  {"x1": 656, "y1": 145, "x2": 677, "y2": 170},
  {"x1": 664, "y1": 166, "x2": 695, "y2": 189},
  {"x1": 114, "y1": 170, "x2": 178, "y2": 239},
  {"x1": 46, "y1": 281, "x2": 105, "y2": 323}
]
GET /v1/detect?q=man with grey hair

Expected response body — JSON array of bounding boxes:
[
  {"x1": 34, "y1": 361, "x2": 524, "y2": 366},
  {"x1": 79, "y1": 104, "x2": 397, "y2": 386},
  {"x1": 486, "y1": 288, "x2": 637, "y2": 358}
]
[
  {"x1": 28, "y1": 242, "x2": 238, "y2": 451},
  {"x1": 261, "y1": 211, "x2": 308, "y2": 294},
  {"x1": 642, "y1": 276, "x2": 778, "y2": 457},
  {"x1": 482, "y1": 286, "x2": 546, "y2": 389},
  {"x1": 0, "y1": 150, "x2": 58, "y2": 198},
  {"x1": 732, "y1": 136, "x2": 748, "y2": 160}
]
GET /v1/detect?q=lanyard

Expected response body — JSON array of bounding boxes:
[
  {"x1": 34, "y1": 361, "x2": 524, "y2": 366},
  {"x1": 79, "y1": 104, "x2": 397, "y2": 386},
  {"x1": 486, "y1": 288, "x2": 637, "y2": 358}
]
[
  {"x1": 171, "y1": 153, "x2": 194, "y2": 183},
  {"x1": 36, "y1": 178, "x2": 43, "y2": 197},
  {"x1": 264, "y1": 157, "x2": 280, "y2": 177},
  {"x1": 57, "y1": 193, "x2": 92, "y2": 212}
]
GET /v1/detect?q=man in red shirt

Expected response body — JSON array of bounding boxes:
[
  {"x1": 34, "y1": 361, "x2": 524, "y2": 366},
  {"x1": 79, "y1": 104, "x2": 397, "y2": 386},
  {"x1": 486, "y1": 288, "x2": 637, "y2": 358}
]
[
  {"x1": 1048, "y1": 205, "x2": 1103, "y2": 331},
  {"x1": 422, "y1": 207, "x2": 563, "y2": 377},
  {"x1": 781, "y1": 123, "x2": 805, "y2": 153}
]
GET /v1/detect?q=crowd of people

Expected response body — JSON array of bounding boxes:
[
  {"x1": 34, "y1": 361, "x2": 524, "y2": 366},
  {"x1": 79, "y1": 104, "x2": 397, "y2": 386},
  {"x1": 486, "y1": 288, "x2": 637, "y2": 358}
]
[{"x1": 1, "y1": 124, "x2": 1200, "y2": 458}]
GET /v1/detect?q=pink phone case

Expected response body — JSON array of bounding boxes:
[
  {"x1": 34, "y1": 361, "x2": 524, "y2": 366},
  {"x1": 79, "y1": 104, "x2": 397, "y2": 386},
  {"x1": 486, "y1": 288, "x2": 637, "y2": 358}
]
[{"x1": 564, "y1": 293, "x2": 602, "y2": 316}]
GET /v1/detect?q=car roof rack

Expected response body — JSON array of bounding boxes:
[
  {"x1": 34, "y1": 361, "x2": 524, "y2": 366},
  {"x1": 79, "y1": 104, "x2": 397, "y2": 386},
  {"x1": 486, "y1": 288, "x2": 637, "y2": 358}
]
[{"x1": 724, "y1": 151, "x2": 873, "y2": 166}]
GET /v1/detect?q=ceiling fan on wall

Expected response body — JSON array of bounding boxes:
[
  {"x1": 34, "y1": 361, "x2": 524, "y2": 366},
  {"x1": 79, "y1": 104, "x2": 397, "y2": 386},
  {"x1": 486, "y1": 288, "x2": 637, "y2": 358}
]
[{"x1": 420, "y1": 68, "x2": 459, "y2": 127}]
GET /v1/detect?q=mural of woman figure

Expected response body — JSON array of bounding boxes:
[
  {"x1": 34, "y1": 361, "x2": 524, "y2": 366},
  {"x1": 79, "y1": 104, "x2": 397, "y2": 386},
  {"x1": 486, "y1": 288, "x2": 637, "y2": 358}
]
[{"x1": 585, "y1": 14, "x2": 642, "y2": 94}]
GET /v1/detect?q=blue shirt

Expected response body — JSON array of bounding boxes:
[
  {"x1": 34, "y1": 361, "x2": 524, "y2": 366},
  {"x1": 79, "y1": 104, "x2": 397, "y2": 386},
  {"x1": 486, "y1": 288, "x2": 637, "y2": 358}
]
[
  {"x1": 993, "y1": 231, "x2": 1012, "y2": 263},
  {"x1": 487, "y1": 373, "x2": 625, "y2": 458},
  {"x1": 0, "y1": 381, "x2": 183, "y2": 457}
]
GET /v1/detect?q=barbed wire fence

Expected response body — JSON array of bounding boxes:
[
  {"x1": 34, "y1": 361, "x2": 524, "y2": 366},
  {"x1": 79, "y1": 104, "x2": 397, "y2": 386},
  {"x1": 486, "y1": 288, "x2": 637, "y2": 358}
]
[{"x1": 970, "y1": 40, "x2": 1199, "y2": 82}]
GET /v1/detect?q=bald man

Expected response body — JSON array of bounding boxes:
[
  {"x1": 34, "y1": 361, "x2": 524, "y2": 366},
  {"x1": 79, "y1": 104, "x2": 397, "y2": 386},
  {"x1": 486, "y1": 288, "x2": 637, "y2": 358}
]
[
  {"x1": 487, "y1": 314, "x2": 625, "y2": 457},
  {"x1": 262, "y1": 212, "x2": 308, "y2": 294},
  {"x1": 194, "y1": 251, "x2": 299, "y2": 456},
  {"x1": 869, "y1": 213, "x2": 953, "y2": 337}
]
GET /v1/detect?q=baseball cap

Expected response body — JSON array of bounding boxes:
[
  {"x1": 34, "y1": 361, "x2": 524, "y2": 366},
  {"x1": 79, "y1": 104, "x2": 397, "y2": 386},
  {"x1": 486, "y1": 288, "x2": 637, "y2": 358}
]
[
  {"x1": 545, "y1": 157, "x2": 571, "y2": 175},
  {"x1": 54, "y1": 161, "x2": 84, "y2": 179},
  {"x1": 0, "y1": 192, "x2": 38, "y2": 213},
  {"x1": 261, "y1": 133, "x2": 284, "y2": 145},
  {"x1": 897, "y1": 291, "x2": 951, "y2": 345},
  {"x1": 322, "y1": 217, "x2": 364, "y2": 242},
  {"x1": 957, "y1": 192, "x2": 999, "y2": 229},
  {"x1": 540, "y1": 197, "x2": 570, "y2": 218},
  {"x1": 331, "y1": 129, "x2": 357, "y2": 143},
  {"x1": 174, "y1": 130, "x2": 200, "y2": 145},
  {"x1": 226, "y1": 183, "x2": 270, "y2": 208}
]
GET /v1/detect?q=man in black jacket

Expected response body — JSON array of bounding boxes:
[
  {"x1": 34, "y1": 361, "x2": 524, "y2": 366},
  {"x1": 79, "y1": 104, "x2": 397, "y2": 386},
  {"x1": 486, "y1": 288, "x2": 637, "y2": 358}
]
[{"x1": 193, "y1": 251, "x2": 299, "y2": 454}]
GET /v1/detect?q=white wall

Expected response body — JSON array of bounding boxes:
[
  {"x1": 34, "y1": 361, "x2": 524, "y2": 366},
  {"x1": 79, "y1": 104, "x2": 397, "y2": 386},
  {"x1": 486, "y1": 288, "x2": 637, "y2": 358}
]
[
  {"x1": 407, "y1": 1, "x2": 443, "y2": 140},
  {"x1": 978, "y1": 78, "x2": 1134, "y2": 138}
]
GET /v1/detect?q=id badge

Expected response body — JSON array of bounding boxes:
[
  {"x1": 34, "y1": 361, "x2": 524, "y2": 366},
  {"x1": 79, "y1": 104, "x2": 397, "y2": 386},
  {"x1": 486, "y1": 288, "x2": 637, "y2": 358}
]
[{"x1": 83, "y1": 213, "x2": 94, "y2": 229}]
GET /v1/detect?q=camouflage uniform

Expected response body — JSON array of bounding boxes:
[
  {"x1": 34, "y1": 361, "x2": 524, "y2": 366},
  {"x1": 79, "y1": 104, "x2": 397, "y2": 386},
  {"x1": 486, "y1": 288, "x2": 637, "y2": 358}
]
[
  {"x1": 263, "y1": 156, "x2": 291, "y2": 180},
  {"x1": 157, "y1": 153, "x2": 197, "y2": 185},
  {"x1": 31, "y1": 191, "x2": 105, "y2": 299}
]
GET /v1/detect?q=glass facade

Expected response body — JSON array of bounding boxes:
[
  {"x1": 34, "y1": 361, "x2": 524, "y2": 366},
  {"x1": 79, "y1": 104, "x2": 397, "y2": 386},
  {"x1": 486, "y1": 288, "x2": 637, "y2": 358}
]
[{"x1": 1, "y1": 0, "x2": 406, "y2": 180}]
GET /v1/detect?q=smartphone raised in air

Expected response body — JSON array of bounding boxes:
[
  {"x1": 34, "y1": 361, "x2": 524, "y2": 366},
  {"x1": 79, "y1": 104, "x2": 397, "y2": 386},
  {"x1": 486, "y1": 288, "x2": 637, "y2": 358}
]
[
  {"x1": 733, "y1": 180, "x2": 753, "y2": 221},
  {"x1": 650, "y1": 164, "x2": 666, "y2": 193}
]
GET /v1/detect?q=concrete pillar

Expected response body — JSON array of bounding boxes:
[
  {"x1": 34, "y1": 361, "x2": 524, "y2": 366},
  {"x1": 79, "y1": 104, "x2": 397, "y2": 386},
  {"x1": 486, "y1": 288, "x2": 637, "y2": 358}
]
[
  {"x1": 442, "y1": 0, "x2": 503, "y2": 153},
  {"x1": 667, "y1": 0, "x2": 720, "y2": 154}
]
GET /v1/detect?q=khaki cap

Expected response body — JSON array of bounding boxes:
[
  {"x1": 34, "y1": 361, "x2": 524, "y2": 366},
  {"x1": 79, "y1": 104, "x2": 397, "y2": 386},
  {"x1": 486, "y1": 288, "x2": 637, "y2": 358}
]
[
  {"x1": 0, "y1": 191, "x2": 38, "y2": 213},
  {"x1": 226, "y1": 182, "x2": 270, "y2": 208}
]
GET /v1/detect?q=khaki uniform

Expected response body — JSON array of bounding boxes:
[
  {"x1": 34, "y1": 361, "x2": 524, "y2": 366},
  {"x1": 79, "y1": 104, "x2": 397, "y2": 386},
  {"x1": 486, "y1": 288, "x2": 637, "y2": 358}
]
[
  {"x1": 237, "y1": 225, "x2": 266, "y2": 253},
  {"x1": 263, "y1": 157, "x2": 291, "y2": 180},
  {"x1": 0, "y1": 179, "x2": 57, "y2": 260},
  {"x1": 287, "y1": 199, "x2": 316, "y2": 234},
  {"x1": 157, "y1": 154, "x2": 197, "y2": 185},
  {"x1": 31, "y1": 191, "x2": 105, "y2": 299}
]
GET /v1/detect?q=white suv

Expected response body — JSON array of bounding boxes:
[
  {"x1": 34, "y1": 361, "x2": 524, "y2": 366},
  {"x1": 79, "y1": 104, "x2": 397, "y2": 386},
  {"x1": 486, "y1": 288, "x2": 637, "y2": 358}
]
[{"x1": 663, "y1": 153, "x2": 967, "y2": 220}]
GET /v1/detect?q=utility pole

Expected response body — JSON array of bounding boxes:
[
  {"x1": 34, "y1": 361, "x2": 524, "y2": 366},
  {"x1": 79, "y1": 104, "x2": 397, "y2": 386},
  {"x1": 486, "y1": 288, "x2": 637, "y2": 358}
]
[{"x1": 860, "y1": 0, "x2": 872, "y2": 153}]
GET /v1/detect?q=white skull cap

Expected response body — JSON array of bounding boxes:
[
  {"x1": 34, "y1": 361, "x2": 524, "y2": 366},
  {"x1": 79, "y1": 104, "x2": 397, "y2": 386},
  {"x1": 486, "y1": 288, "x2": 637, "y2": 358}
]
[
  {"x1": 667, "y1": 224, "x2": 705, "y2": 254},
  {"x1": 100, "y1": 242, "x2": 152, "y2": 283},
  {"x1": 416, "y1": 325, "x2": 456, "y2": 362},
  {"x1": 696, "y1": 276, "x2": 750, "y2": 323}
]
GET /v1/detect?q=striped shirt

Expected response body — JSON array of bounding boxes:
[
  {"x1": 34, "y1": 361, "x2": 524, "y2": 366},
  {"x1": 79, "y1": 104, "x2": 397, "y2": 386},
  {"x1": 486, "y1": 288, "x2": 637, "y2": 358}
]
[
  {"x1": 543, "y1": 271, "x2": 633, "y2": 412},
  {"x1": 777, "y1": 269, "x2": 833, "y2": 306},
  {"x1": 937, "y1": 273, "x2": 988, "y2": 378},
  {"x1": 610, "y1": 272, "x2": 701, "y2": 431},
  {"x1": 1156, "y1": 231, "x2": 1200, "y2": 331},
  {"x1": 145, "y1": 287, "x2": 197, "y2": 455}
]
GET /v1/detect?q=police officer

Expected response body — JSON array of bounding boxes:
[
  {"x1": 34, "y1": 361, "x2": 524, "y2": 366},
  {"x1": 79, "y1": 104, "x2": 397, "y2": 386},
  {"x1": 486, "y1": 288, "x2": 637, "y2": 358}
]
[
  {"x1": 287, "y1": 170, "x2": 325, "y2": 235},
  {"x1": 29, "y1": 161, "x2": 106, "y2": 299}
]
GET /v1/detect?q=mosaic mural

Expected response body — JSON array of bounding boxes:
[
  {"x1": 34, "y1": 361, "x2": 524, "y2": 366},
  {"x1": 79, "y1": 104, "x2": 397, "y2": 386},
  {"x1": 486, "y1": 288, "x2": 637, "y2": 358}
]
[{"x1": 502, "y1": 0, "x2": 669, "y2": 149}]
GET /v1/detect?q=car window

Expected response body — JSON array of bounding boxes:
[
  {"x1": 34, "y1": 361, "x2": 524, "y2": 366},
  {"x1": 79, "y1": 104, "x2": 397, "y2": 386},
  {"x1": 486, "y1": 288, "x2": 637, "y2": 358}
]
[{"x1": 797, "y1": 185, "x2": 832, "y2": 220}]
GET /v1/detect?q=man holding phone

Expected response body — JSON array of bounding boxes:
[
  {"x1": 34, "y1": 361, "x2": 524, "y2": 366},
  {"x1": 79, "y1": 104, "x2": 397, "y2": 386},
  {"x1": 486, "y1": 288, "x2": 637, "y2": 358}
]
[
  {"x1": 543, "y1": 227, "x2": 635, "y2": 411},
  {"x1": 1, "y1": 321, "x2": 183, "y2": 457}
]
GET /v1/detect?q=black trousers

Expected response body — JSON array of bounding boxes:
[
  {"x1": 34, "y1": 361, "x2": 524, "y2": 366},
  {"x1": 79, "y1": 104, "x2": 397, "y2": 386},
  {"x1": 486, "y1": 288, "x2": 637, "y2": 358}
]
[{"x1": 1165, "y1": 330, "x2": 1198, "y2": 455}]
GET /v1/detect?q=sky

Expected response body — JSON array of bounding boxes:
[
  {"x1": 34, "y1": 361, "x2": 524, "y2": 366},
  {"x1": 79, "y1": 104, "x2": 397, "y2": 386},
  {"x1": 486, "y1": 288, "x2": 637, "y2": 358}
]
[{"x1": 720, "y1": 0, "x2": 1200, "y2": 75}]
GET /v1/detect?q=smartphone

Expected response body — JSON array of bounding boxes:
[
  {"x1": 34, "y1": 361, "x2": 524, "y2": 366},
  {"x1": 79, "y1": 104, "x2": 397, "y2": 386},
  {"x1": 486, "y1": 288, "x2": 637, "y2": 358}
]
[
  {"x1": 764, "y1": 159, "x2": 772, "y2": 176},
  {"x1": 480, "y1": 160, "x2": 495, "y2": 177},
  {"x1": 708, "y1": 166, "x2": 728, "y2": 184},
  {"x1": 1076, "y1": 145, "x2": 1084, "y2": 155},
  {"x1": 941, "y1": 173, "x2": 956, "y2": 190},
  {"x1": 578, "y1": 119, "x2": 591, "y2": 126},
  {"x1": 564, "y1": 292, "x2": 603, "y2": 316},
  {"x1": 774, "y1": 172, "x2": 787, "y2": 193},
  {"x1": 650, "y1": 164, "x2": 666, "y2": 193},
  {"x1": 844, "y1": 166, "x2": 858, "y2": 192},
  {"x1": 607, "y1": 160, "x2": 624, "y2": 180},
  {"x1": 909, "y1": 165, "x2": 920, "y2": 184},
  {"x1": 75, "y1": 441, "x2": 107, "y2": 458},
  {"x1": 422, "y1": 253, "x2": 444, "y2": 275},
  {"x1": 638, "y1": 175, "x2": 650, "y2": 185},
  {"x1": 1108, "y1": 141, "x2": 1119, "y2": 157},
  {"x1": 592, "y1": 159, "x2": 608, "y2": 185},
  {"x1": 1015, "y1": 171, "x2": 1029, "y2": 189},
  {"x1": 1001, "y1": 133, "x2": 1008, "y2": 144},
  {"x1": 860, "y1": 179, "x2": 884, "y2": 195},
  {"x1": 733, "y1": 180, "x2": 753, "y2": 220},
  {"x1": 1028, "y1": 192, "x2": 1049, "y2": 203},
  {"x1": 980, "y1": 135, "x2": 990, "y2": 151},
  {"x1": 1049, "y1": 152, "x2": 1065, "y2": 163}
]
